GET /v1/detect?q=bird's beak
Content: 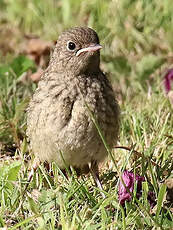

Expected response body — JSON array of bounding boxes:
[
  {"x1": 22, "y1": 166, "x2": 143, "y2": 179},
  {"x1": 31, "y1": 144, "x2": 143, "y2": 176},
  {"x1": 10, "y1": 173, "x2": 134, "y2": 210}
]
[{"x1": 76, "y1": 44, "x2": 102, "y2": 57}]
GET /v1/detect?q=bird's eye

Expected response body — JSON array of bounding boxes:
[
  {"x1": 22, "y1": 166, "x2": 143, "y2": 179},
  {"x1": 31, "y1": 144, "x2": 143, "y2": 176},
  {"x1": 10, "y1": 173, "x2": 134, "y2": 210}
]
[{"x1": 67, "y1": 41, "x2": 76, "y2": 51}]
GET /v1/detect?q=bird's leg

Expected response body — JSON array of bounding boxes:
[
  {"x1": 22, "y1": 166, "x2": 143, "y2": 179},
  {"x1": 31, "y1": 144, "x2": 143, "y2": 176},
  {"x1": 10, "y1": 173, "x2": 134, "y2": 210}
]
[
  {"x1": 27, "y1": 157, "x2": 40, "y2": 185},
  {"x1": 44, "y1": 162, "x2": 54, "y2": 177},
  {"x1": 90, "y1": 160, "x2": 106, "y2": 198}
]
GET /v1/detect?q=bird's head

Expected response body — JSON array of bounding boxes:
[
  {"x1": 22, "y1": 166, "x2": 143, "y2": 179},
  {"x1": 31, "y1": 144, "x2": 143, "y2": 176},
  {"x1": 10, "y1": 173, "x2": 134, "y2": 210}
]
[{"x1": 50, "y1": 27, "x2": 102, "y2": 75}]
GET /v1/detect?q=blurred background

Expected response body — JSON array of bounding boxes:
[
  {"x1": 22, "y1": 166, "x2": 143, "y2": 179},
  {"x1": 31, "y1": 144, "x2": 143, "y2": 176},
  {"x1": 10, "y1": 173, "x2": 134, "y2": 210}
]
[{"x1": 1, "y1": 0, "x2": 173, "y2": 78}]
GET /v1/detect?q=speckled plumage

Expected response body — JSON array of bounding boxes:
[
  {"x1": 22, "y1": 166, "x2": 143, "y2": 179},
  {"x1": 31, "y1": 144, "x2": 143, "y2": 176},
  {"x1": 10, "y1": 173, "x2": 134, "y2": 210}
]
[{"x1": 27, "y1": 27, "x2": 120, "y2": 169}]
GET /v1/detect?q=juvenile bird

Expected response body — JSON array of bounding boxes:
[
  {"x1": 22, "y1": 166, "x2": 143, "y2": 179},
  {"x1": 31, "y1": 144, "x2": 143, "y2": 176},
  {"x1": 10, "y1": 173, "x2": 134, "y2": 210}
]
[{"x1": 27, "y1": 27, "x2": 120, "y2": 188}]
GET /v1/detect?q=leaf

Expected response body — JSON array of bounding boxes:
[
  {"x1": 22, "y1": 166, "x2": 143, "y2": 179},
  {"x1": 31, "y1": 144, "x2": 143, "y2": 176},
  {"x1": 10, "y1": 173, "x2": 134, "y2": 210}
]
[
  {"x1": 0, "y1": 161, "x2": 21, "y2": 200},
  {"x1": 0, "y1": 161, "x2": 21, "y2": 181},
  {"x1": 11, "y1": 55, "x2": 36, "y2": 78},
  {"x1": 136, "y1": 54, "x2": 165, "y2": 81},
  {"x1": 28, "y1": 196, "x2": 39, "y2": 215},
  {"x1": 7, "y1": 161, "x2": 21, "y2": 181},
  {"x1": 156, "y1": 184, "x2": 167, "y2": 219},
  {"x1": 142, "y1": 181, "x2": 150, "y2": 210}
]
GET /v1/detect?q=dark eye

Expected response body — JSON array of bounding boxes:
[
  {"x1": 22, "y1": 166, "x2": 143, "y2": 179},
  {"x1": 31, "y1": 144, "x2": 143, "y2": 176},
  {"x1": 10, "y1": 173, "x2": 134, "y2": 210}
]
[{"x1": 67, "y1": 41, "x2": 76, "y2": 51}]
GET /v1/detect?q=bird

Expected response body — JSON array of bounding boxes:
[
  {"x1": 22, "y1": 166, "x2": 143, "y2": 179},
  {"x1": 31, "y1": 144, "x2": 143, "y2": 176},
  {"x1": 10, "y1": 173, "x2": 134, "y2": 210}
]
[{"x1": 26, "y1": 27, "x2": 120, "y2": 191}]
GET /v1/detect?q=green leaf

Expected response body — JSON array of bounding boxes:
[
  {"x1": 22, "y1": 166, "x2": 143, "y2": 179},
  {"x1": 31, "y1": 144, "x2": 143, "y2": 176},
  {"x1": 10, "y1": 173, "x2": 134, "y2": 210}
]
[
  {"x1": 11, "y1": 56, "x2": 36, "y2": 78},
  {"x1": 156, "y1": 184, "x2": 167, "y2": 220},
  {"x1": 0, "y1": 161, "x2": 21, "y2": 181},
  {"x1": 28, "y1": 196, "x2": 40, "y2": 215},
  {"x1": 7, "y1": 161, "x2": 21, "y2": 181},
  {"x1": 0, "y1": 161, "x2": 21, "y2": 201},
  {"x1": 142, "y1": 182, "x2": 150, "y2": 211}
]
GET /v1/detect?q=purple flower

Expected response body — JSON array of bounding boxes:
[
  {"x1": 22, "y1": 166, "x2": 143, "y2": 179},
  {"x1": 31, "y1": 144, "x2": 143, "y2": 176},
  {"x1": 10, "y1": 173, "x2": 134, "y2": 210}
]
[
  {"x1": 163, "y1": 69, "x2": 173, "y2": 94},
  {"x1": 118, "y1": 170, "x2": 145, "y2": 205}
]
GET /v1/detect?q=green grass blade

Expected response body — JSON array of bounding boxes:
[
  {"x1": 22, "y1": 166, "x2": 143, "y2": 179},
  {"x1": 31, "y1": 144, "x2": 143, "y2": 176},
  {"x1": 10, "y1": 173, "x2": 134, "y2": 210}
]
[{"x1": 156, "y1": 183, "x2": 167, "y2": 220}]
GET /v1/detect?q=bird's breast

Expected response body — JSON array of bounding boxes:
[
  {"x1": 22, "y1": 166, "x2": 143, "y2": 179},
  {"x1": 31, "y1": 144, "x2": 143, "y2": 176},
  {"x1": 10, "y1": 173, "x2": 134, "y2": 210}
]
[{"x1": 27, "y1": 72, "x2": 119, "y2": 166}]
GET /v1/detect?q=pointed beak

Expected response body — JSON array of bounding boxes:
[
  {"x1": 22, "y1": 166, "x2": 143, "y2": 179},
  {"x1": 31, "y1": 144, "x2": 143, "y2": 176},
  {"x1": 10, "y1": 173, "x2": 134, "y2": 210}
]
[{"x1": 76, "y1": 44, "x2": 102, "y2": 57}]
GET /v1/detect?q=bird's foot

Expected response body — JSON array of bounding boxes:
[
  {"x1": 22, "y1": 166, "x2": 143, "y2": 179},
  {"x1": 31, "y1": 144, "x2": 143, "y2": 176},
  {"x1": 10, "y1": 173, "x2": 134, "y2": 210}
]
[{"x1": 90, "y1": 160, "x2": 106, "y2": 198}]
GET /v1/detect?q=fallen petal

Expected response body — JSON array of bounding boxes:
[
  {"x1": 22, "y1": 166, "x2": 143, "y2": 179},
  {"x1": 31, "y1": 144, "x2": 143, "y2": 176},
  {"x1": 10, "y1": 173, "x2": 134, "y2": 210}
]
[{"x1": 118, "y1": 170, "x2": 145, "y2": 205}]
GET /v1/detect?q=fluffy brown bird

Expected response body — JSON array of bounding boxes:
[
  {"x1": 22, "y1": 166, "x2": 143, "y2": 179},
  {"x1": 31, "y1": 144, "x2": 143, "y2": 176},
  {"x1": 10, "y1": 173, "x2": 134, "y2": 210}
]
[{"x1": 27, "y1": 27, "x2": 120, "y2": 188}]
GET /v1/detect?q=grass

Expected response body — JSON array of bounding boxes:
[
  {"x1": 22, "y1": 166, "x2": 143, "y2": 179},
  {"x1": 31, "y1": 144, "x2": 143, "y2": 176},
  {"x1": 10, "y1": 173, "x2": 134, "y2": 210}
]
[{"x1": 0, "y1": 0, "x2": 173, "y2": 229}]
